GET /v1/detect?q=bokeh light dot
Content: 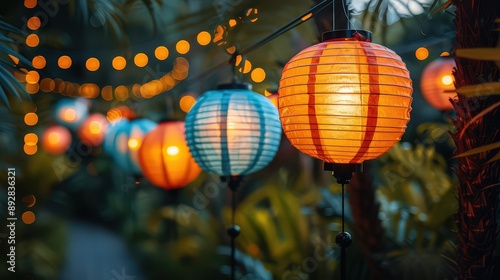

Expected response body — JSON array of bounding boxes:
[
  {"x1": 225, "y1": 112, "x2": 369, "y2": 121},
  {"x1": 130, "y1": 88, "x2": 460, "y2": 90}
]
[
  {"x1": 58, "y1": 55, "x2": 72, "y2": 69},
  {"x1": 27, "y1": 16, "x2": 41, "y2": 30},
  {"x1": 179, "y1": 95, "x2": 196, "y2": 113},
  {"x1": 86, "y1": 57, "x2": 100, "y2": 71},
  {"x1": 24, "y1": 113, "x2": 38, "y2": 126},
  {"x1": 112, "y1": 56, "x2": 126, "y2": 70},
  {"x1": 22, "y1": 211, "x2": 36, "y2": 224},
  {"x1": 26, "y1": 34, "x2": 39, "y2": 47},
  {"x1": 197, "y1": 31, "x2": 211, "y2": 46},
  {"x1": 134, "y1": 53, "x2": 148, "y2": 67},
  {"x1": 415, "y1": 47, "x2": 429, "y2": 60},
  {"x1": 176, "y1": 40, "x2": 190, "y2": 54},
  {"x1": 24, "y1": 144, "x2": 37, "y2": 155},
  {"x1": 251, "y1": 68, "x2": 266, "y2": 83},
  {"x1": 32, "y1": 55, "x2": 46, "y2": 69},
  {"x1": 154, "y1": 46, "x2": 169, "y2": 60}
]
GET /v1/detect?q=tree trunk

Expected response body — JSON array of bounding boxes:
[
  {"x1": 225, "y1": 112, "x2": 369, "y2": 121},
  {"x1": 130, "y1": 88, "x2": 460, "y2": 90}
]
[{"x1": 452, "y1": 1, "x2": 500, "y2": 279}]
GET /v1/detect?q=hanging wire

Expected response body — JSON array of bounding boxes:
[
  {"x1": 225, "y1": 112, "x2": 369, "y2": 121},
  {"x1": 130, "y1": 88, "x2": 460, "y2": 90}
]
[{"x1": 185, "y1": 0, "x2": 332, "y2": 85}]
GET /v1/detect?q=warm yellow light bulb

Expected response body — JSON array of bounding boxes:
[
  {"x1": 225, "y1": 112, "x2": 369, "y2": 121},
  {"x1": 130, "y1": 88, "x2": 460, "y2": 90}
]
[
  {"x1": 128, "y1": 138, "x2": 140, "y2": 149},
  {"x1": 89, "y1": 121, "x2": 102, "y2": 134},
  {"x1": 441, "y1": 75, "x2": 453, "y2": 86},
  {"x1": 61, "y1": 108, "x2": 77, "y2": 122},
  {"x1": 166, "y1": 146, "x2": 179, "y2": 156}
]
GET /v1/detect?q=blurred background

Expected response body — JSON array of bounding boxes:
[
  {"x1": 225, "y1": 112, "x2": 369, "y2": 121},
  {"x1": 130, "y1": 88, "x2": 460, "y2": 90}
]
[{"x1": 0, "y1": 0, "x2": 465, "y2": 279}]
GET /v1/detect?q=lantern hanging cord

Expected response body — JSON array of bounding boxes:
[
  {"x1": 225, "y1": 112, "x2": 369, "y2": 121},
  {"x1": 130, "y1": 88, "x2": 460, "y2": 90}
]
[{"x1": 185, "y1": 0, "x2": 332, "y2": 85}]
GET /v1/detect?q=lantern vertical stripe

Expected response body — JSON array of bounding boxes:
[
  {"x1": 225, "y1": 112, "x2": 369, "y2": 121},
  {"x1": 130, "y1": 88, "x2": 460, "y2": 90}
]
[
  {"x1": 185, "y1": 88, "x2": 282, "y2": 176},
  {"x1": 184, "y1": 100, "x2": 210, "y2": 172},
  {"x1": 308, "y1": 46, "x2": 329, "y2": 162},
  {"x1": 221, "y1": 92, "x2": 231, "y2": 175},
  {"x1": 279, "y1": 39, "x2": 412, "y2": 164},
  {"x1": 350, "y1": 44, "x2": 381, "y2": 164}
]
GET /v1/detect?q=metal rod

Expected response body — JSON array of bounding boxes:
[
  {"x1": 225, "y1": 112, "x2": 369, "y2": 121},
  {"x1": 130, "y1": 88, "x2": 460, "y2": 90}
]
[{"x1": 334, "y1": 0, "x2": 349, "y2": 30}]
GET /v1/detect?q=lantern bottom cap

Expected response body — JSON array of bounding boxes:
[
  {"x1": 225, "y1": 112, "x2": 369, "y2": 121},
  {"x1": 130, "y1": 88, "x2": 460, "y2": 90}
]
[{"x1": 323, "y1": 162, "x2": 363, "y2": 184}]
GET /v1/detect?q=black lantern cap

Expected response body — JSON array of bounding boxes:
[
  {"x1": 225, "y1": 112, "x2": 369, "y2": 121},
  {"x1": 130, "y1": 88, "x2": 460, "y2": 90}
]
[
  {"x1": 324, "y1": 162, "x2": 363, "y2": 184},
  {"x1": 322, "y1": 29, "x2": 372, "y2": 42}
]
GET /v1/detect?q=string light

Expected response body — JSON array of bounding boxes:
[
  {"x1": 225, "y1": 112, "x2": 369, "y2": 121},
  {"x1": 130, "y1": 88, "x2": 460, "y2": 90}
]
[
  {"x1": 58, "y1": 55, "x2": 72, "y2": 69},
  {"x1": 176, "y1": 40, "x2": 190, "y2": 54},
  {"x1": 26, "y1": 34, "x2": 39, "y2": 47},
  {"x1": 112, "y1": 56, "x2": 127, "y2": 70},
  {"x1": 86, "y1": 57, "x2": 100, "y2": 71},
  {"x1": 134, "y1": 53, "x2": 148, "y2": 67},
  {"x1": 415, "y1": 47, "x2": 429, "y2": 60},
  {"x1": 154, "y1": 46, "x2": 169, "y2": 60},
  {"x1": 27, "y1": 16, "x2": 41, "y2": 30},
  {"x1": 32, "y1": 55, "x2": 46, "y2": 69}
]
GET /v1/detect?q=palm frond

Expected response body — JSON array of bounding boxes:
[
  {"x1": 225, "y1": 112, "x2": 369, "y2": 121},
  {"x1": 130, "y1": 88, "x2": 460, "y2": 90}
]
[{"x1": 0, "y1": 19, "x2": 30, "y2": 108}]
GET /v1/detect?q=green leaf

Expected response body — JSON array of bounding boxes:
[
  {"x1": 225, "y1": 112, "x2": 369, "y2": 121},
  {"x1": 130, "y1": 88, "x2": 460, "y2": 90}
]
[
  {"x1": 456, "y1": 82, "x2": 500, "y2": 97},
  {"x1": 0, "y1": 80, "x2": 11, "y2": 109},
  {"x1": 455, "y1": 141, "x2": 500, "y2": 158},
  {"x1": 456, "y1": 48, "x2": 500, "y2": 60}
]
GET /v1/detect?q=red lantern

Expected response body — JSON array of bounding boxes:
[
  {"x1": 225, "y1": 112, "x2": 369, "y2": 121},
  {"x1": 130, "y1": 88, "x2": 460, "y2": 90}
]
[
  {"x1": 78, "y1": 113, "x2": 109, "y2": 146},
  {"x1": 41, "y1": 125, "x2": 72, "y2": 155},
  {"x1": 279, "y1": 31, "x2": 413, "y2": 164},
  {"x1": 420, "y1": 56, "x2": 456, "y2": 111},
  {"x1": 138, "y1": 121, "x2": 201, "y2": 190}
]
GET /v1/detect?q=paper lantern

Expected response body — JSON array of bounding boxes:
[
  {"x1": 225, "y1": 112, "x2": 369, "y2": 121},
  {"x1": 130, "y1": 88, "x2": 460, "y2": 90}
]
[
  {"x1": 41, "y1": 125, "x2": 72, "y2": 155},
  {"x1": 53, "y1": 98, "x2": 89, "y2": 130},
  {"x1": 103, "y1": 118, "x2": 129, "y2": 155},
  {"x1": 420, "y1": 56, "x2": 456, "y2": 111},
  {"x1": 279, "y1": 30, "x2": 413, "y2": 164},
  {"x1": 78, "y1": 113, "x2": 109, "y2": 146},
  {"x1": 185, "y1": 84, "x2": 282, "y2": 176},
  {"x1": 138, "y1": 121, "x2": 201, "y2": 190},
  {"x1": 106, "y1": 119, "x2": 157, "y2": 174}
]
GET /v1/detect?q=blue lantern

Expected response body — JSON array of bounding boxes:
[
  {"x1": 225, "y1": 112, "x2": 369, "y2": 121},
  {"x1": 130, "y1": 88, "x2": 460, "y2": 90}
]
[
  {"x1": 53, "y1": 98, "x2": 89, "y2": 130},
  {"x1": 105, "y1": 119, "x2": 157, "y2": 175},
  {"x1": 103, "y1": 118, "x2": 129, "y2": 155},
  {"x1": 185, "y1": 84, "x2": 282, "y2": 176}
]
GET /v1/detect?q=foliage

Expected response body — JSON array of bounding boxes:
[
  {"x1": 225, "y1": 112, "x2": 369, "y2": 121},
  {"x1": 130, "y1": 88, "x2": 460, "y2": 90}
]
[{"x1": 0, "y1": 19, "x2": 30, "y2": 108}]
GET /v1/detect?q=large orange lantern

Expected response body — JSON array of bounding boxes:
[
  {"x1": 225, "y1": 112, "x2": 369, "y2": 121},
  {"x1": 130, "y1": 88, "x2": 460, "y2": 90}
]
[
  {"x1": 420, "y1": 55, "x2": 456, "y2": 111},
  {"x1": 138, "y1": 121, "x2": 201, "y2": 190},
  {"x1": 279, "y1": 29, "x2": 412, "y2": 280},
  {"x1": 41, "y1": 125, "x2": 72, "y2": 155},
  {"x1": 279, "y1": 30, "x2": 413, "y2": 166},
  {"x1": 77, "y1": 113, "x2": 109, "y2": 146}
]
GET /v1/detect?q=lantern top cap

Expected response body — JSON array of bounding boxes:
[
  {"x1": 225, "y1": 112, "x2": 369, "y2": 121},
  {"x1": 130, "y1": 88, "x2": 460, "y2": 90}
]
[
  {"x1": 322, "y1": 29, "x2": 372, "y2": 42},
  {"x1": 216, "y1": 82, "x2": 252, "y2": 90}
]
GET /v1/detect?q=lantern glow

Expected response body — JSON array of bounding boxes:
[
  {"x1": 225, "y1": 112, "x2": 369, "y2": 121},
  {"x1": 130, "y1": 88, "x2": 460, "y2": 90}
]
[
  {"x1": 420, "y1": 56, "x2": 456, "y2": 111},
  {"x1": 41, "y1": 125, "x2": 72, "y2": 155},
  {"x1": 104, "y1": 119, "x2": 157, "y2": 175},
  {"x1": 279, "y1": 32, "x2": 413, "y2": 165},
  {"x1": 138, "y1": 121, "x2": 201, "y2": 190},
  {"x1": 185, "y1": 85, "x2": 282, "y2": 176},
  {"x1": 78, "y1": 113, "x2": 109, "y2": 146},
  {"x1": 54, "y1": 98, "x2": 89, "y2": 130}
]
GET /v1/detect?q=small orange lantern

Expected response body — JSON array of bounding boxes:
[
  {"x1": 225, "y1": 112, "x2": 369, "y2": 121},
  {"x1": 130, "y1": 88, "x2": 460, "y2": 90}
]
[
  {"x1": 279, "y1": 30, "x2": 413, "y2": 165},
  {"x1": 77, "y1": 113, "x2": 109, "y2": 146},
  {"x1": 420, "y1": 55, "x2": 456, "y2": 111},
  {"x1": 41, "y1": 125, "x2": 72, "y2": 155},
  {"x1": 138, "y1": 121, "x2": 201, "y2": 190}
]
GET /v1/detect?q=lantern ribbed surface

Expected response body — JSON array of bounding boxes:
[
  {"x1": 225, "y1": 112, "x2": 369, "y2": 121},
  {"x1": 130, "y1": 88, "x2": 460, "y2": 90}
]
[
  {"x1": 420, "y1": 56, "x2": 456, "y2": 111},
  {"x1": 138, "y1": 121, "x2": 201, "y2": 190},
  {"x1": 105, "y1": 119, "x2": 157, "y2": 175},
  {"x1": 185, "y1": 89, "x2": 282, "y2": 176},
  {"x1": 279, "y1": 39, "x2": 413, "y2": 164}
]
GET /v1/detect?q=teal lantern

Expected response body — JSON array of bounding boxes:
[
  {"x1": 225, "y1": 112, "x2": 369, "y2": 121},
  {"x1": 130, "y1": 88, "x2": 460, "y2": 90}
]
[
  {"x1": 185, "y1": 83, "x2": 282, "y2": 280},
  {"x1": 53, "y1": 98, "x2": 89, "y2": 130},
  {"x1": 184, "y1": 84, "x2": 282, "y2": 176},
  {"x1": 105, "y1": 118, "x2": 157, "y2": 175}
]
